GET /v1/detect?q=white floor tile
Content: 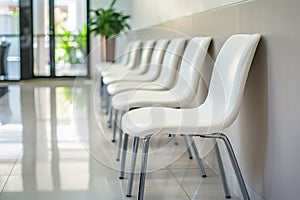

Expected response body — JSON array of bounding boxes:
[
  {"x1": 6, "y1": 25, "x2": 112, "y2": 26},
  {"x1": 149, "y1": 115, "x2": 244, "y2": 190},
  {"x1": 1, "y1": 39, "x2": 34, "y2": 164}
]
[
  {"x1": 171, "y1": 168, "x2": 239, "y2": 199},
  {"x1": 0, "y1": 175, "x2": 8, "y2": 192},
  {"x1": 0, "y1": 161, "x2": 17, "y2": 176},
  {"x1": 1, "y1": 173, "x2": 122, "y2": 200},
  {"x1": 119, "y1": 170, "x2": 189, "y2": 200}
]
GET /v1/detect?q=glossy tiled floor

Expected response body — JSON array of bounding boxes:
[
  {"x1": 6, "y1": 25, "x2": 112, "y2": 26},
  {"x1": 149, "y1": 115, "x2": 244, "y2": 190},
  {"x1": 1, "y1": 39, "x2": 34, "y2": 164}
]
[{"x1": 0, "y1": 80, "x2": 238, "y2": 200}]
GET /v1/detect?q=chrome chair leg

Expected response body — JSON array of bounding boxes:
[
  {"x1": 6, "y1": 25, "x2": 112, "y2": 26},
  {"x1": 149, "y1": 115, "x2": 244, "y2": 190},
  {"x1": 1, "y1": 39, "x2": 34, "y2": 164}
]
[
  {"x1": 105, "y1": 93, "x2": 110, "y2": 115},
  {"x1": 172, "y1": 134, "x2": 178, "y2": 145},
  {"x1": 138, "y1": 135, "x2": 151, "y2": 200},
  {"x1": 102, "y1": 84, "x2": 108, "y2": 108},
  {"x1": 189, "y1": 136, "x2": 206, "y2": 177},
  {"x1": 219, "y1": 134, "x2": 250, "y2": 200},
  {"x1": 119, "y1": 133, "x2": 129, "y2": 179},
  {"x1": 112, "y1": 109, "x2": 119, "y2": 142},
  {"x1": 116, "y1": 110, "x2": 126, "y2": 161},
  {"x1": 99, "y1": 76, "x2": 103, "y2": 96},
  {"x1": 100, "y1": 82, "x2": 106, "y2": 108},
  {"x1": 201, "y1": 133, "x2": 250, "y2": 200},
  {"x1": 183, "y1": 135, "x2": 193, "y2": 159},
  {"x1": 126, "y1": 137, "x2": 140, "y2": 197},
  {"x1": 214, "y1": 139, "x2": 231, "y2": 199},
  {"x1": 108, "y1": 97, "x2": 113, "y2": 128}
]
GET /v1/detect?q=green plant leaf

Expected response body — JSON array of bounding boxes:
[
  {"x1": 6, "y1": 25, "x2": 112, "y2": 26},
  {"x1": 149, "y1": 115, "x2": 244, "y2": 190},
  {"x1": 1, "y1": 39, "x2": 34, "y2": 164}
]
[{"x1": 88, "y1": 0, "x2": 131, "y2": 38}]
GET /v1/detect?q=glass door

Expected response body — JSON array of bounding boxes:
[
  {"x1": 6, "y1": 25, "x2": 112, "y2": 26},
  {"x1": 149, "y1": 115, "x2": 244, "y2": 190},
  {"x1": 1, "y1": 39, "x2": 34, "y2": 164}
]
[
  {"x1": 0, "y1": 0, "x2": 21, "y2": 80},
  {"x1": 33, "y1": 0, "x2": 89, "y2": 77}
]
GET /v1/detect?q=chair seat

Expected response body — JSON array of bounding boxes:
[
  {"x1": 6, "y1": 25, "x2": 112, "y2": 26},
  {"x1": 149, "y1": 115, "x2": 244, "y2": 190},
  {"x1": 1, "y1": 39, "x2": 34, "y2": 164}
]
[
  {"x1": 101, "y1": 63, "x2": 134, "y2": 76},
  {"x1": 121, "y1": 106, "x2": 226, "y2": 138},
  {"x1": 107, "y1": 81, "x2": 168, "y2": 95},
  {"x1": 103, "y1": 67, "x2": 145, "y2": 79},
  {"x1": 103, "y1": 68, "x2": 160, "y2": 85},
  {"x1": 111, "y1": 89, "x2": 188, "y2": 110}
]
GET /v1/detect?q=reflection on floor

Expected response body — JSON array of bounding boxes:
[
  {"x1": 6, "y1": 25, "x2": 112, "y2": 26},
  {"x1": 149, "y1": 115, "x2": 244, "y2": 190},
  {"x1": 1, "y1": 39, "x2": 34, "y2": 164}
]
[
  {"x1": 0, "y1": 80, "x2": 238, "y2": 200},
  {"x1": 0, "y1": 87, "x2": 8, "y2": 98}
]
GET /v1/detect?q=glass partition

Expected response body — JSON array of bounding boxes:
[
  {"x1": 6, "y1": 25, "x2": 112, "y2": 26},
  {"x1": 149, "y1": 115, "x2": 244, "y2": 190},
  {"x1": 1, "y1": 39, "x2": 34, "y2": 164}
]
[
  {"x1": 54, "y1": 0, "x2": 87, "y2": 76},
  {"x1": 32, "y1": 0, "x2": 50, "y2": 76},
  {"x1": 0, "y1": 0, "x2": 89, "y2": 80},
  {"x1": 0, "y1": 0, "x2": 20, "y2": 80},
  {"x1": 33, "y1": 0, "x2": 88, "y2": 77}
]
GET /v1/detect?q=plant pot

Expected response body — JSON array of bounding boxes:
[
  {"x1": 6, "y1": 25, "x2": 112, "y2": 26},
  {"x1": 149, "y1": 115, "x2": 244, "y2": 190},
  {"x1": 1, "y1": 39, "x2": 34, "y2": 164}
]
[{"x1": 101, "y1": 36, "x2": 115, "y2": 62}]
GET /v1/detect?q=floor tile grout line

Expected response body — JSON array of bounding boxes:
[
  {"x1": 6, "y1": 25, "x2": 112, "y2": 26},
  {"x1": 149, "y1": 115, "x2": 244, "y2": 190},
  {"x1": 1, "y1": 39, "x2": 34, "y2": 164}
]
[
  {"x1": 0, "y1": 149, "x2": 23, "y2": 197},
  {"x1": 167, "y1": 166, "x2": 192, "y2": 200}
]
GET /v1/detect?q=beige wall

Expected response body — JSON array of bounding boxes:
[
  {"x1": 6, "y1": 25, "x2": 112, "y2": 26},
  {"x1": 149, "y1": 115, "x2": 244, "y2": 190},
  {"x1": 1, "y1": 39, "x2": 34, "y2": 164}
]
[
  {"x1": 131, "y1": 0, "x2": 247, "y2": 28},
  {"x1": 129, "y1": 0, "x2": 300, "y2": 199}
]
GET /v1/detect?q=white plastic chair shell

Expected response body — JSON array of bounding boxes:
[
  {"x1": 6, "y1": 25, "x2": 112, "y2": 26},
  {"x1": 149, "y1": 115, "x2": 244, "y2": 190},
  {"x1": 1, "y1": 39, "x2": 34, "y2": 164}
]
[
  {"x1": 101, "y1": 40, "x2": 142, "y2": 76},
  {"x1": 111, "y1": 37, "x2": 212, "y2": 110},
  {"x1": 102, "y1": 40, "x2": 155, "y2": 77},
  {"x1": 95, "y1": 41, "x2": 132, "y2": 73},
  {"x1": 106, "y1": 38, "x2": 187, "y2": 95},
  {"x1": 103, "y1": 39, "x2": 170, "y2": 85}
]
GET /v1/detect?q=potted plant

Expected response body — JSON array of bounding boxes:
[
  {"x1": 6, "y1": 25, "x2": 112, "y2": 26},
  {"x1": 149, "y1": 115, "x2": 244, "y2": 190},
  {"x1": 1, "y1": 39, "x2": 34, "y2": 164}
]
[{"x1": 89, "y1": 0, "x2": 131, "y2": 62}]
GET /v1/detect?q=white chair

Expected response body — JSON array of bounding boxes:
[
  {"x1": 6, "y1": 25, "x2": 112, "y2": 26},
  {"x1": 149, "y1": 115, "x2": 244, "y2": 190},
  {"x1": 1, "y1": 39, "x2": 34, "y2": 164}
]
[
  {"x1": 107, "y1": 38, "x2": 186, "y2": 136},
  {"x1": 95, "y1": 41, "x2": 132, "y2": 74},
  {"x1": 102, "y1": 40, "x2": 170, "y2": 85},
  {"x1": 102, "y1": 40, "x2": 156, "y2": 115},
  {"x1": 112, "y1": 37, "x2": 212, "y2": 196},
  {"x1": 99, "y1": 40, "x2": 142, "y2": 109},
  {"x1": 107, "y1": 39, "x2": 170, "y2": 129},
  {"x1": 121, "y1": 34, "x2": 261, "y2": 200},
  {"x1": 110, "y1": 38, "x2": 187, "y2": 161},
  {"x1": 102, "y1": 40, "x2": 155, "y2": 78},
  {"x1": 106, "y1": 38, "x2": 187, "y2": 96},
  {"x1": 111, "y1": 37, "x2": 211, "y2": 113},
  {"x1": 101, "y1": 40, "x2": 142, "y2": 76},
  {"x1": 117, "y1": 41, "x2": 133, "y2": 66}
]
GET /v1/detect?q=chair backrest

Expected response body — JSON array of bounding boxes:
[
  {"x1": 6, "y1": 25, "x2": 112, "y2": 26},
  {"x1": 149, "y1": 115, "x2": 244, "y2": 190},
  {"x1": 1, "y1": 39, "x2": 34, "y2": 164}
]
[
  {"x1": 134, "y1": 40, "x2": 156, "y2": 73},
  {"x1": 126, "y1": 40, "x2": 143, "y2": 69},
  {"x1": 154, "y1": 38, "x2": 187, "y2": 89},
  {"x1": 143, "y1": 39, "x2": 170, "y2": 78},
  {"x1": 204, "y1": 34, "x2": 261, "y2": 127},
  {"x1": 118, "y1": 41, "x2": 133, "y2": 65},
  {"x1": 171, "y1": 37, "x2": 212, "y2": 107}
]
